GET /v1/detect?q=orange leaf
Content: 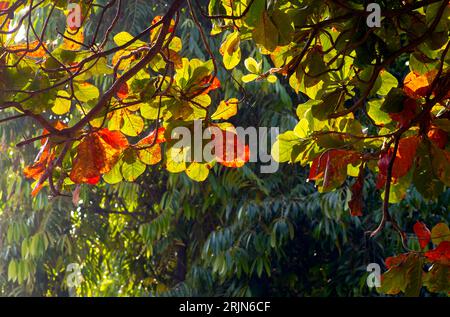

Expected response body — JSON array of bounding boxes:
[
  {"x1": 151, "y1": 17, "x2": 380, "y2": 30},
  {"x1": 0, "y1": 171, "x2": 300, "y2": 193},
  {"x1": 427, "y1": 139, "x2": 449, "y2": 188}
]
[
  {"x1": 136, "y1": 127, "x2": 166, "y2": 165},
  {"x1": 70, "y1": 129, "x2": 128, "y2": 184},
  {"x1": 403, "y1": 71, "x2": 435, "y2": 99},
  {"x1": 8, "y1": 40, "x2": 47, "y2": 58},
  {"x1": 213, "y1": 127, "x2": 250, "y2": 168},
  {"x1": 62, "y1": 27, "x2": 84, "y2": 51}
]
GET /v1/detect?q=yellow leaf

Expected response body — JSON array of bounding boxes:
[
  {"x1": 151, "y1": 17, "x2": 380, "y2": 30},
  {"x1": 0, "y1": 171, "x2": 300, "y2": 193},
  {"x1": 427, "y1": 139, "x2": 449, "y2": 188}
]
[
  {"x1": 52, "y1": 91, "x2": 71, "y2": 115},
  {"x1": 211, "y1": 98, "x2": 238, "y2": 120}
]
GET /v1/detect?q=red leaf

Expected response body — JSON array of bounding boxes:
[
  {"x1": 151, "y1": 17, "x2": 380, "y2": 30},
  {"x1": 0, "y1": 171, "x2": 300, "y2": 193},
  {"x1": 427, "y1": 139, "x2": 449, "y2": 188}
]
[
  {"x1": 427, "y1": 126, "x2": 448, "y2": 149},
  {"x1": 117, "y1": 83, "x2": 129, "y2": 99},
  {"x1": 413, "y1": 221, "x2": 431, "y2": 249},
  {"x1": 376, "y1": 136, "x2": 420, "y2": 188},
  {"x1": 308, "y1": 149, "x2": 359, "y2": 191},
  {"x1": 385, "y1": 254, "x2": 408, "y2": 269},
  {"x1": 425, "y1": 241, "x2": 450, "y2": 264},
  {"x1": 97, "y1": 128, "x2": 129, "y2": 149}
]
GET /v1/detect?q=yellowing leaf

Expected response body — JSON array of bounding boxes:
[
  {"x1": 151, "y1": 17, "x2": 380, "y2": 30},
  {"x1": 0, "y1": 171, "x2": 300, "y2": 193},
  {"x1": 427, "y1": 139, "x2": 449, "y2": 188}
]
[
  {"x1": 431, "y1": 223, "x2": 450, "y2": 245},
  {"x1": 186, "y1": 162, "x2": 210, "y2": 182},
  {"x1": 244, "y1": 57, "x2": 261, "y2": 74},
  {"x1": 74, "y1": 82, "x2": 99, "y2": 103},
  {"x1": 220, "y1": 31, "x2": 241, "y2": 70},
  {"x1": 211, "y1": 98, "x2": 238, "y2": 120},
  {"x1": 241, "y1": 74, "x2": 259, "y2": 83},
  {"x1": 136, "y1": 127, "x2": 166, "y2": 166},
  {"x1": 61, "y1": 27, "x2": 84, "y2": 51},
  {"x1": 52, "y1": 91, "x2": 71, "y2": 115},
  {"x1": 121, "y1": 112, "x2": 144, "y2": 137}
]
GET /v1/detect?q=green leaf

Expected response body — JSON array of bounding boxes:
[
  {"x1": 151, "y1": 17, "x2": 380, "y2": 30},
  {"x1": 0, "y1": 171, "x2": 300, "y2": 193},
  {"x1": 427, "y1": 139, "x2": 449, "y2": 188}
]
[
  {"x1": 430, "y1": 143, "x2": 450, "y2": 186},
  {"x1": 311, "y1": 89, "x2": 345, "y2": 121},
  {"x1": 423, "y1": 264, "x2": 450, "y2": 294},
  {"x1": 272, "y1": 131, "x2": 301, "y2": 163},
  {"x1": 367, "y1": 99, "x2": 392, "y2": 125},
  {"x1": 431, "y1": 223, "x2": 450, "y2": 245},
  {"x1": 74, "y1": 82, "x2": 99, "y2": 103},
  {"x1": 103, "y1": 161, "x2": 123, "y2": 184},
  {"x1": 252, "y1": 11, "x2": 279, "y2": 52},
  {"x1": 376, "y1": 70, "x2": 398, "y2": 96},
  {"x1": 121, "y1": 159, "x2": 146, "y2": 182},
  {"x1": 380, "y1": 88, "x2": 406, "y2": 113}
]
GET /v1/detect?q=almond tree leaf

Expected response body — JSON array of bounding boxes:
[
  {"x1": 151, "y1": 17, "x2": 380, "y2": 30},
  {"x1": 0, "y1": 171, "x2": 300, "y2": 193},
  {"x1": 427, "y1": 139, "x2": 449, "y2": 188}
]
[
  {"x1": 103, "y1": 161, "x2": 123, "y2": 185},
  {"x1": 403, "y1": 71, "x2": 434, "y2": 98},
  {"x1": 308, "y1": 149, "x2": 360, "y2": 192},
  {"x1": 121, "y1": 112, "x2": 144, "y2": 137},
  {"x1": 413, "y1": 221, "x2": 431, "y2": 249},
  {"x1": 211, "y1": 98, "x2": 238, "y2": 120},
  {"x1": 431, "y1": 223, "x2": 450, "y2": 245},
  {"x1": 74, "y1": 82, "x2": 99, "y2": 103},
  {"x1": 52, "y1": 91, "x2": 71, "y2": 115},
  {"x1": 214, "y1": 127, "x2": 250, "y2": 168},
  {"x1": 136, "y1": 128, "x2": 166, "y2": 166},
  {"x1": 423, "y1": 263, "x2": 450, "y2": 294},
  {"x1": 220, "y1": 31, "x2": 241, "y2": 70},
  {"x1": 70, "y1": 129, "x2": 128, "y2": 184},
  {"x1": 425, "y1": 241, "x2": 450, "y2": 265},
  {"x1": 61, "y1": 27, "x2": 84, "y2": 51},
  {"x1": 241, "y1": 73, "x2": 259, "y2": 83},
  {"x1": 186, "y1": 162, "x2": 210, "y2": 182},
  {"x1": 252, "y1": 11, "x2": 279, "y2": 52},
  {"x1": 121, "y1": 159, "x2": 146, "y2": 182}
]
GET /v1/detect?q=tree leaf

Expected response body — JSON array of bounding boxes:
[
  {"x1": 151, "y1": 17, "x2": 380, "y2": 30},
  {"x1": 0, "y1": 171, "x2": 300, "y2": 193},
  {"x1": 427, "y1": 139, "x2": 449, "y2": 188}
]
[
  {"x1": 413, "y1": 221, "x2": 431, "y2": 249},
  {"x1": 211, "y1": 98, "x2": 238, "y2": 120}
]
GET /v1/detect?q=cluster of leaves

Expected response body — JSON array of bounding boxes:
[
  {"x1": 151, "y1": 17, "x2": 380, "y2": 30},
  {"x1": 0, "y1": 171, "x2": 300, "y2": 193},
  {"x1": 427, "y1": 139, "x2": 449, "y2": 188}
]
[
  {"x1": 1, "y1": 0, "x2": 250, "y2": 198},
  {"x1": 379, "y1": 222, "x2": 450, "y2": 296}
]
